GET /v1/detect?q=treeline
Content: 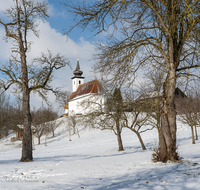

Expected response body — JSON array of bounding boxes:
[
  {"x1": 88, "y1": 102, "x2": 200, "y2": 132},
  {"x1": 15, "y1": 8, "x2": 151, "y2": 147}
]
[{"x1": 0, "y1": 92, "x2": 58, "y2": 139}]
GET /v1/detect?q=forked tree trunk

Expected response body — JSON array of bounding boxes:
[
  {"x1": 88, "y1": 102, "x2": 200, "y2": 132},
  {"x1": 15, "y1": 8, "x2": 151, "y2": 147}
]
[{"x1": 116, "y1": 118, "x2": 124, "y2": 151}]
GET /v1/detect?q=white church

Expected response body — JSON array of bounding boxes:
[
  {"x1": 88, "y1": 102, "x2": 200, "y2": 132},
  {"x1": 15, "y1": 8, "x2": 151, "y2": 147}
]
[{"x1": 63, "y1": 58, "x2": 106, "y2": 116}]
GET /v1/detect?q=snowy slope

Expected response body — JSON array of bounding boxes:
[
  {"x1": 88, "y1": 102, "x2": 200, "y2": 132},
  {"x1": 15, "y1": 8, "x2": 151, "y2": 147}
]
[{"x1": 0, "y1": 117, "x2": 200, "y2": 190}]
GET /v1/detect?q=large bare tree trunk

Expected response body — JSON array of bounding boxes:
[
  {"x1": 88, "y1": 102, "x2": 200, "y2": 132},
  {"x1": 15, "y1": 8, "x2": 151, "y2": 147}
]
[
  {"x1": 158, "y1": 66, "x2": 178, "y2": 162},
  {"x1": 20, "y1": 56, "x2": 32, "y2": 161},
  {"x1": 21, "y1": 93, "x2": 32, "y2": 161},
  {"x1": 17, "y1": 9, "x2": 32, "y2": 161}
]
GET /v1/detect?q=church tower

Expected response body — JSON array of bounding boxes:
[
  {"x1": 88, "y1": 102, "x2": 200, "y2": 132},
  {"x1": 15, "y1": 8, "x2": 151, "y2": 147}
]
[{"x1": 71, "y1": 57, "x2": 85, "y2": 92}]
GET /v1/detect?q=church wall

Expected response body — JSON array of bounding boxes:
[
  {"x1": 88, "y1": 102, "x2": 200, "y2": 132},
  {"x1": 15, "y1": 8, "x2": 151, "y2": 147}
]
[{"x1": 68, "y1": 94, "x2": 106, "y2": 116}]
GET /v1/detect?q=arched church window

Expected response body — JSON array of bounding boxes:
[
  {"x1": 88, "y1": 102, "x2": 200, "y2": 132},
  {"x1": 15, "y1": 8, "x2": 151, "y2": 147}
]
[{"x1": 79, "y1": 80, "x2": 81, "y2": 84}]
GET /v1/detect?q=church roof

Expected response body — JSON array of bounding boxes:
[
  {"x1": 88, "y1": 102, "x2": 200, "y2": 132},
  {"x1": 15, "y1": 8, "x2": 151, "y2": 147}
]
[
  {"x1": 135, "y1": 87, "x2": 186, "y2": 101},
  {"x1": 135, "y1": 90, "x2": 163, "y2": 100},
  {"x1": 63, "y1": 102, "x2": 68, "y2": 109},
  {"x1": 68, "y1": 79, "x2": 104, "y2": 101}
]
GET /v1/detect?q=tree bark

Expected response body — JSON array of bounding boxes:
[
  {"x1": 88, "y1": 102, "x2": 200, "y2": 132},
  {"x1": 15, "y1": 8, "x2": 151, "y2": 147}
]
[
  {"x1": 73, "y1": 126, "x2": 76, "y2": 135},
  {"x1": 20, "y1": 71, "x2": 32, "y2": 161},
  {"x1": 194, "y1": 125, "x2": 198, "y2": 140},
  {"x1": 76, "y1": 128, "x2": 80, "y2": 138},
  {"x1": 135, "y1": 132, "x2": 146, "y2": 150},
  {"x1": 38, "y1": 137, "x2": 40, "y2": 145},
  {"x1": 191, "y1": 126, "x2": 195, "y2": 144},
  {"x1": 125, "y1": 127, "x2": 146, "y2": 151},
  {"x1": 17, "y1": 2, "x2": 32, "y2": 161},
  {"x1": 116, "y1": 118, "x2": 124, "y2": 151},
  {"x1": 158, "y1": 128, "x2": 167, "y2": 161},
  {"x1": 158, "y1": 67, "x2": 178, "y2": 162}
]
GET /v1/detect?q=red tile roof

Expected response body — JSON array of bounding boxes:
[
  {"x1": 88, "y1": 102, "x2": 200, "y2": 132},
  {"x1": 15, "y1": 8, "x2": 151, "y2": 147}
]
[
  {"x1": 68, "y1": 92, "x2": 76, "y2": 102},
  {"x1": 68, "y1": 79, "x2": 104, "y2": 101},
  {"x1": 63, "y1": 102, "x2": 68, "y2": 109}
]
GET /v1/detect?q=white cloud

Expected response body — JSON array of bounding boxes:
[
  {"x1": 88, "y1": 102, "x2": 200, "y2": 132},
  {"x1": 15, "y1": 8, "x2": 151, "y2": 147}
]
[
  {"x1": 0, "y1": 20, "x2": 95, "y2": 112},
  {"x1": 0, "y1": 0, "x2": 13, "y2": 12},
  {"x1": 27, "y1": 21, "x2": 95, "y2": 60},
  {"x1": 0, "y1": 28, "x2": 12, "y2": 61}
]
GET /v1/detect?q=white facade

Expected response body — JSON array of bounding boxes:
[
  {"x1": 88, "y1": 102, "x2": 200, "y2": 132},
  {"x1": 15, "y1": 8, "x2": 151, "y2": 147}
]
[{"x1": 67, "y1": 94, "x2": 106, "y2": 116}]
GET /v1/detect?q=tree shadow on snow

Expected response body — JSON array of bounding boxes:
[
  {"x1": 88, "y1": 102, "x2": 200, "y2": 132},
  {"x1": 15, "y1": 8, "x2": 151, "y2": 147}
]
[{"x1": 28, "y1": 161, "x2": 199, "y2": 190}]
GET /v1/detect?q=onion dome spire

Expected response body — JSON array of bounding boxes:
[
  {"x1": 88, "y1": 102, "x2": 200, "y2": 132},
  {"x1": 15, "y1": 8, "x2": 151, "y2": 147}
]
[{"x1": 73, "y1": 56, "x2": 83, "y2": 76}]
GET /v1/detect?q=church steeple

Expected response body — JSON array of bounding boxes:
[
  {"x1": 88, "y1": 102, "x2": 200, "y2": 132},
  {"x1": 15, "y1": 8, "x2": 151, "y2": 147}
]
[
  {"x1": 73, "y1": 57, "x2": 83, "y2": 77},
  {"x1": 71, "y1": 57, "x2": 85, "y2": 92}
]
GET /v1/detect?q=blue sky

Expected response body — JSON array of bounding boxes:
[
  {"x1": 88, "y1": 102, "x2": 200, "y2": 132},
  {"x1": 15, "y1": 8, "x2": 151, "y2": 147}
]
[
  {"x1": 47, "y1": 0, "x2": 94, "y2": 42},
  {"x1": 0, "y1": 0, "x2": 97, "y2": 112}
]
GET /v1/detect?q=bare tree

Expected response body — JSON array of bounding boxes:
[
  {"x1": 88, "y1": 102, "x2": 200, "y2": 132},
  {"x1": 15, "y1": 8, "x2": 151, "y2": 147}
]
[
  {"x1": 82, "y1": 87, "x2": 154, "y2": 151},
  {"x1": 111, "y1": 88, "x2": 124, "y2": 151},
  {"x1": 84, "y1": 113, "x2": 124, "y2": 151},
  {"x1": 56, "y1": 90, "x2": 71, "y2": 108},
  {"x1": 178, "y1": 94, "x2": 200, "y2": 144},
  {"x1": 31, "y1": 108, "x2": 45, "y2": 145},
  {"x1": 47, "y1": 120, "x2": 63, "y2": 138},
  {"x1": 31, "y1": 106, "x2": 60, "y2": 143},
  {"x1": 66, "y1": 111, "x2": 81, "y2": 140},
  {"x1": 41, "y1": 106, "x2": 58, "y2": 137},
  {"x1": 63, "y1": 0, "x2": 200, "y2": 162},
  {"x1": 68, "y1": 115, "x2": 78, "y2": 135},
  {"x1": 81, "y1": 88, "x2": 124, "y2": 151},
  {"x1": 32, "y1": 124, "x2": 45, "y2": 145},
  {"x1": 122, "y1": 100, "x2": 154, "y2": 151},
  {"x1": 0, "y1": 0, "x2": 69, "y2": 161},
  {"x1": 137, "y1": 69, "x2": 165, "y2": 145}
]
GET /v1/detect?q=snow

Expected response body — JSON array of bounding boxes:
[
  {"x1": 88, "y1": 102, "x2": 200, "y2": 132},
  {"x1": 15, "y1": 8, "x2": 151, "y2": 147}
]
[{"x1": 0, "y1": 118, "x2": 200, "y2": 190}]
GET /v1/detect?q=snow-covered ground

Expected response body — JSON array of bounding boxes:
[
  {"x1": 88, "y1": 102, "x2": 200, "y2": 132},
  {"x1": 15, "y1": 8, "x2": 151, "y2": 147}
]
[{"x1": 0, "y1": 118, "x2": 200, "y2": 190}]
